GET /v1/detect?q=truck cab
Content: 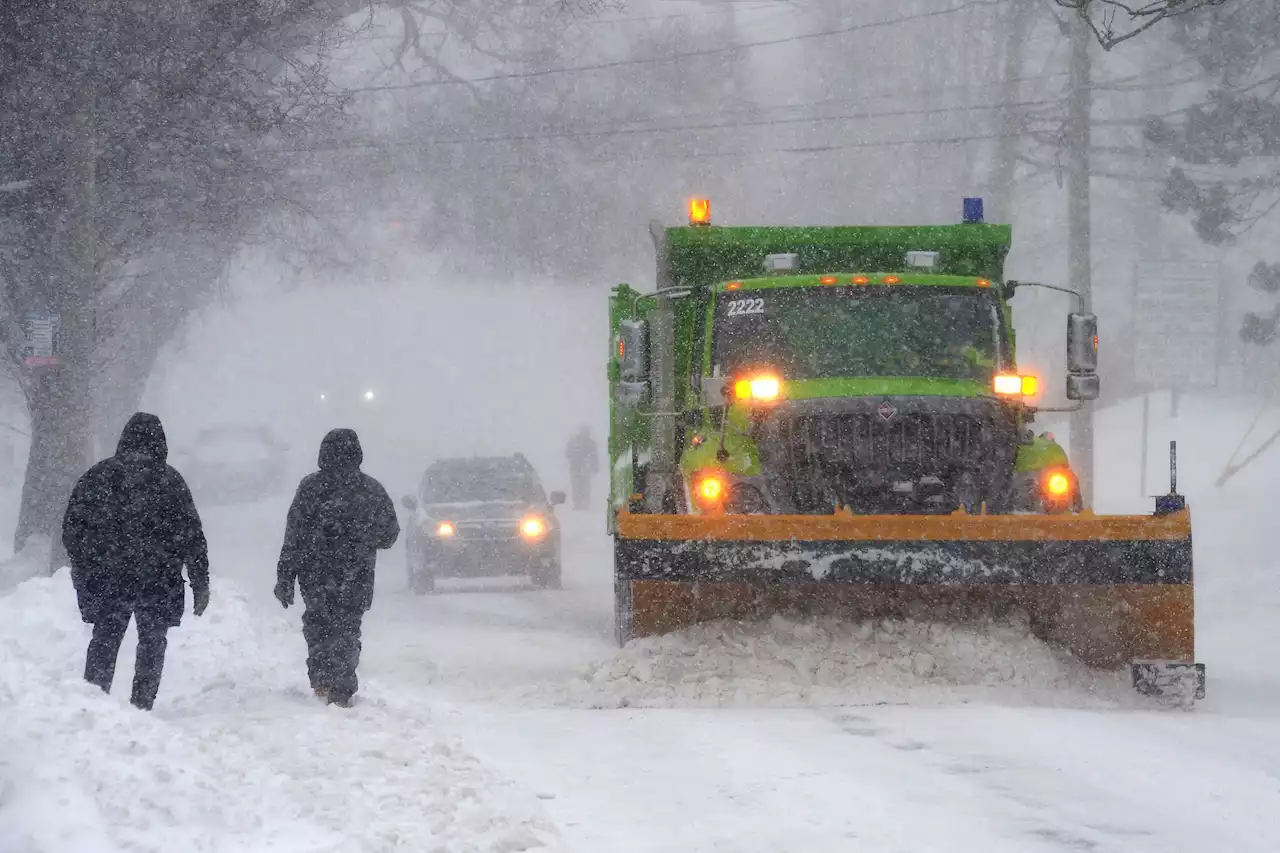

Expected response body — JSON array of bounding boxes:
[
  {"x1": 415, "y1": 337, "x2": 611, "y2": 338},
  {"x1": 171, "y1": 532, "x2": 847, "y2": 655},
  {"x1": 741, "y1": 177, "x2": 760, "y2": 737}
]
[{"x1": 608, "y1": 200, "x2": 1097, "y2": 523}]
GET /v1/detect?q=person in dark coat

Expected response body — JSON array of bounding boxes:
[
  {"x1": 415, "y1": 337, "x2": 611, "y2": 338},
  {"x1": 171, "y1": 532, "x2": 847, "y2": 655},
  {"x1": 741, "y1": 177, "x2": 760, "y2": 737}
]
[
  {"x1": 62, "y1": 412, "x2": 210, "y2": 711},
  {"x1": 275, "y1": 428, "x2": 399, "y2": 707},
  {"x1": 565, "y1": 425, "x2": 599, "y2": 511}
]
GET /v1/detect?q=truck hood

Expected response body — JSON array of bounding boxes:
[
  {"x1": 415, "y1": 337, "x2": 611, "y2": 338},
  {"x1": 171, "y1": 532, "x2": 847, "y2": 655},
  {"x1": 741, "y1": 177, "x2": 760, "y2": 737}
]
[{"x1": 780, "y1": 377, "x2": 990, "y2": 400}]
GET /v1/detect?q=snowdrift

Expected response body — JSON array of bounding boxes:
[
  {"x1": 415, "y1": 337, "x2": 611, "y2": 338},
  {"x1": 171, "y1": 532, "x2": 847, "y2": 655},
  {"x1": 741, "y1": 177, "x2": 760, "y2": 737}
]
[
  {"x1": 0, "y1": 572, "x2": 562, "y2": 853},
  {"x1": 0, "y1": 533, "x2": 49, "y2": 592},
  {"x1": 547, "y1": 613, "x2": 1135, "y2": 710}
]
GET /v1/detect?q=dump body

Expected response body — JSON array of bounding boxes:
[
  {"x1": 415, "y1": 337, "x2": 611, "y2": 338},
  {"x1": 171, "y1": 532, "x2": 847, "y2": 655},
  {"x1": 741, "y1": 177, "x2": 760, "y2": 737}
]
[{"x1": 608, "y1": 209, "x2": 1200, "y2": 695}]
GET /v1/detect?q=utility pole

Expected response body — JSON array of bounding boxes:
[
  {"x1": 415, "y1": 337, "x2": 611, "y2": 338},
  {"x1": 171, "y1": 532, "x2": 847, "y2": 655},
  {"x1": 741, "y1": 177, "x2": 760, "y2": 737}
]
[{"x1": 1066, "y1": 17, "x2": 1094, "y2": 507}]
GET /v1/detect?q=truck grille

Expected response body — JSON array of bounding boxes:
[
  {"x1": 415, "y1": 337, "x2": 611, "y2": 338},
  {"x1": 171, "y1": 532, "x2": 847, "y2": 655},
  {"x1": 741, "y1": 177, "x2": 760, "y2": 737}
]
[{"x1": 784, "y1": 412, "x2": 986, "y2": 472}]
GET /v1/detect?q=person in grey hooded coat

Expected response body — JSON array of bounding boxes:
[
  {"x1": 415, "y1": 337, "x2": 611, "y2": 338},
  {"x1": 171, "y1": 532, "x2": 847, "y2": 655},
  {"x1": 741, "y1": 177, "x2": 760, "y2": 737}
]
[
  {"x1": 275, "y1": 428, "x2": 399, "y2": 707},
  {"x1": 62, "y1": 412, "x2": 210, "y2": 710}
]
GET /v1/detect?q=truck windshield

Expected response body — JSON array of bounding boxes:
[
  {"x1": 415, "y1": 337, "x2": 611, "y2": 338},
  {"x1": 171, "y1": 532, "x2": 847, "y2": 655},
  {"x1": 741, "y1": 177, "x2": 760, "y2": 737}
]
[{"x1": 712, "y1": 286, "x2": 1002, "y2": 382}]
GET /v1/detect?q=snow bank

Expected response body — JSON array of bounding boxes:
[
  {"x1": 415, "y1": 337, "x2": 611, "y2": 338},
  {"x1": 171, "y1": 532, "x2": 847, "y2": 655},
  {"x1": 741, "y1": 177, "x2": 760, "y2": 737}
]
[
  {"x1": 0, "y1": 533, "x2": 49, "y2": 592},
  {"x1": 544, "y1": 614, "x2": 1133, "y2": 710},
  {"x1": 0, "y1": 571, "x2": 562, "y2": 853}
]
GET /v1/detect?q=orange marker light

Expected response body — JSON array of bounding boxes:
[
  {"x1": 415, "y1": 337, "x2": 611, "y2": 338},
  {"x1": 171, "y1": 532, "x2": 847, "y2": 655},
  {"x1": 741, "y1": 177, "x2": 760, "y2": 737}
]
[
  {"x1": 1045, "y1": 471, "x2": 1072, "y2": 497},
  {"x1": 1093, "y1": 334, "x2": 1099, "y2": 352},
  {"x1": 976, "y1": 278, "x2": 991, "y2": 288},
  {"x1": 1020, "y1": 375, "x2": 1038, "y2": 396},
  {"x1": 618, "y1": 338, "x2": 625, "y2": 358},
  {"x1": 852, "y1": 276, "x2": 870, "y2": 285},
  {"x1": 820, "y1": 275, "x2": 838, "y2": 285},
  {"x1": 436, "y1": 521, "x2": 456, "y2": 538},
  {"x1": 725, "y1": 281, "x2": 743, "y2": 291},
  {"x1": 882, "y1": 275, "x2": 901, "y2": 284},
  {"x1": 689, "y1": 198, "x2": 711, "y2": 226}
]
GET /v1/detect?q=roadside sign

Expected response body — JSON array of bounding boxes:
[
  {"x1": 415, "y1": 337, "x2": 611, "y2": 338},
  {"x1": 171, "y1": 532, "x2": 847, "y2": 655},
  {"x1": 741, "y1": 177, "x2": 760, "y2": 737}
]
[
  {"x1": 21, "y1": 311, "x2": 60, "y2": 367},
  {"x1": 1131, "y1": 262, "x2": 1220, "y2": 388}
]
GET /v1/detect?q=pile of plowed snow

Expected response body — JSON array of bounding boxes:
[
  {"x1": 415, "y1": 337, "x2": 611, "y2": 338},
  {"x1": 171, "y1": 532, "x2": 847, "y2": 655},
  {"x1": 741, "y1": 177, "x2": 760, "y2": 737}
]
[
  {"x1": 0, "y1": 533, "x2": 48, "y2": 591},
  {"x1": 543, "y1": 614, "x2": 1133, "y2": 709},
  {"x1": 0, "y1": 571, "x2": 562, "y2": 853}
]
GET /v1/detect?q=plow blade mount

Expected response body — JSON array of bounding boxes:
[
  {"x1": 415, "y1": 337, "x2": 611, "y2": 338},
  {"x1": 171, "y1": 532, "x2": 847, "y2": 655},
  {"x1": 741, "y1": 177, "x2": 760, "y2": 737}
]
[{"x1": 614, "y1": 508, "x2": 1196, "y2": 674}]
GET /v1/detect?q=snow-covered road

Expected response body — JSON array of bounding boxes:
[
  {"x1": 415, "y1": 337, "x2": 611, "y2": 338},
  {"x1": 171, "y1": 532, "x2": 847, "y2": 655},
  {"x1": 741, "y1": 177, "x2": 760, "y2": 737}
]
[{"x1": 4, "y1": 398, "x2": 1280, "y2": 852}]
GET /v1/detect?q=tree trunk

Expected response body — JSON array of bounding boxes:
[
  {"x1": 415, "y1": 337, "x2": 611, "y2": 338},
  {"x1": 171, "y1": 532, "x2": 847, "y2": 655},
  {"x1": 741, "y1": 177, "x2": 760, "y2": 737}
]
[
  {"x1": 14, "y1": 367, "x2": 90, "y2": 566},
  {"x1": 14, "y1": 81, "x2": 97, "y2": 572}
]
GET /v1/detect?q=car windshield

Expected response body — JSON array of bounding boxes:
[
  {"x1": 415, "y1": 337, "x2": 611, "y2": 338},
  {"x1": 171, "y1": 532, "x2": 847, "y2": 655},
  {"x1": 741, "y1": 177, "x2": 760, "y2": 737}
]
[
  {"x1": 420, "y1": 461, "x2": 543, "y2": 503},
  {"x1": 712, "y1": 286, "x2": 1002, "y2": 383}
]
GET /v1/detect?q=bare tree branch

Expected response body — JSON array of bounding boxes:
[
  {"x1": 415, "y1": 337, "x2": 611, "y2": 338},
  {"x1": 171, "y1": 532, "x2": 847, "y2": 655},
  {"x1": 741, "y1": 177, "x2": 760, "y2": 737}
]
[{"x1": 1053, "y1": 0, "x2": 1231, "y2": 49}]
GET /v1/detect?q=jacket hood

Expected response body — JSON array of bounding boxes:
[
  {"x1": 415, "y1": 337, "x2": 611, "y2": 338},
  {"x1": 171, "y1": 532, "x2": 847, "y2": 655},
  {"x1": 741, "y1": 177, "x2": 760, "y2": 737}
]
[
  {"x1": 318, "y1": 428, "x2": 363, "y2": 471},
  {"x1": 116, "y1": 413, "x2": 168, "y2": 462}
]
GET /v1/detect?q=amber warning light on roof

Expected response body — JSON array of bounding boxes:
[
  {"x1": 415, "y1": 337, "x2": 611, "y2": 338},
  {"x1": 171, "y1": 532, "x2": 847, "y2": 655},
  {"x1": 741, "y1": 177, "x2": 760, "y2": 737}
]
[{"x1": 689, "y1": 198, "x2": 711, "y2": 226}]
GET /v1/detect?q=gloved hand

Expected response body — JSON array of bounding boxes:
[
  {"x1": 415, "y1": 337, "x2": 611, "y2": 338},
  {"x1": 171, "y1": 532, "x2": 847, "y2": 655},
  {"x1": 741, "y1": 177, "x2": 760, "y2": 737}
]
[
  {"x1": 193, "y1": 586, "x2": 210, "y2": 617},
  {"x1": 274, "y1": 579, "x2": 295, "y2": 609}
]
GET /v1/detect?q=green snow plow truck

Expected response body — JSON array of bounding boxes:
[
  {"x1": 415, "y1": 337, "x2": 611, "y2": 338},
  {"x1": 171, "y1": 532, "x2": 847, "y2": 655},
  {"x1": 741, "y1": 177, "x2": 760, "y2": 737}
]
[{"x1": 607, "y1": 198, "x2": 1203, "y2": 700}]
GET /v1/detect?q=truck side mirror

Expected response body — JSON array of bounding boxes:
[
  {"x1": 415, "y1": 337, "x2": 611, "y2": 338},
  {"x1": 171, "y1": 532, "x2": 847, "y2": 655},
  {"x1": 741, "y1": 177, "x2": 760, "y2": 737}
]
[
  {"x1": 616, "y1": 319, "x2": 650, "y2": 407},
  {"x1": 1067, "y1": 313, "x2": 1098, "y2": 373},
  {"x1": 618, "y1": 320, "x2": 649, "y2": 383},
  {"x1": 616, "y1": 381, "x2": 649, "y2": 407},
  {"x1": 401, "y1": 495, "x2": 418, "y2": 511},
  {"x1": 1067, "y1": 374, "x2": 1100, "y2": 401},
  {"x1": 1066, "y1": 312, "x2": 1100, "y2": 401},
  {"x1": 549, "y1": 491, "x2": 567, "y2": 506}
]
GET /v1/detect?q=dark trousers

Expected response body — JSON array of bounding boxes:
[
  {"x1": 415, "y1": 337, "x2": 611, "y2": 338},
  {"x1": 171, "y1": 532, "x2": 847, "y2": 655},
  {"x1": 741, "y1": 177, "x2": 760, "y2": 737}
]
[
  {"x1": 302, "y1": 605, "x2": 364, "y2": 700},
  {"x1": 85, "y1": 609, "x2": 169, "y2": 711},
  {"x1": 570, "y1": 472, "x2": 591, "y2": 510}
]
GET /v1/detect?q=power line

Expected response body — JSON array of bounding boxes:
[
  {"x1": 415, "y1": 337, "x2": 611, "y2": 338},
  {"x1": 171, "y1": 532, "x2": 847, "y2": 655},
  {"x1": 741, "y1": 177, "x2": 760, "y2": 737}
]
[
  {"x1": 284, "y1": 95, "x2": 1056, "y2": 155},
  {"x1": 343, "y1": 0, "x2": 1006, "y2": 93},
  {"x1": 779, "y1": 130, "x2": 1015, "y2": 155}
]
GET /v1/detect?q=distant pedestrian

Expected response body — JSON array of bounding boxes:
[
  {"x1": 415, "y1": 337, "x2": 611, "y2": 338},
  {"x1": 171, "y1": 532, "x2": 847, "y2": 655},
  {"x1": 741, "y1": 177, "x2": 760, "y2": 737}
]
[
  {"x1": 275, "y1": 428, "x2": 399, "y2": 708},
  {"x1": 62, "y1": 413, "x2": 210, "y2": 711},
  {"x1": 565, "y1": 425, "x2": 599, "y2": 511}
]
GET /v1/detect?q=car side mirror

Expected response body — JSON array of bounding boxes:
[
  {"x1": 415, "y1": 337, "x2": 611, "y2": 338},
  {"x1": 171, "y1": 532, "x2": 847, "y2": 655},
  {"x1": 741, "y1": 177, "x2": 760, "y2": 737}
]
[
  {"x1": 1066, "y1": 312, "x2": 1100, "y2": 401},
  {"x1": 401, "y1": 495, "x2": 418, "y2": 511},
  {"x1": 549, "y1": 491, "x2": 566, "y2": 506}
]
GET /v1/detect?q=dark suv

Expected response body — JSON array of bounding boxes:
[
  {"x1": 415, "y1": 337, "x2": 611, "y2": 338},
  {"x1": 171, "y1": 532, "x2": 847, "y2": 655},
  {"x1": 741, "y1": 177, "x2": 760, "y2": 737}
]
[{"x1": 401, "y1": 454, "x2": 565, "y2": 593}]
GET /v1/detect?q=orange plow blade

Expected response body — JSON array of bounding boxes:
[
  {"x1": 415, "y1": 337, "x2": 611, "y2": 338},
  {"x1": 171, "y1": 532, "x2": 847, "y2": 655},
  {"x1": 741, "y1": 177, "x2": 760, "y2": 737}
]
[{"x1": 613, "y1": 508, "x2": 1201, "y2": 695}]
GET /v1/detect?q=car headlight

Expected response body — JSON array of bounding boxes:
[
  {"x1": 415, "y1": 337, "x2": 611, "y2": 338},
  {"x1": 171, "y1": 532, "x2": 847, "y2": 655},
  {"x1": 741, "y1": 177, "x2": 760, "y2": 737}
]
[{"x1": 519, "y1": 516, "x2": 547, "y2": 540}]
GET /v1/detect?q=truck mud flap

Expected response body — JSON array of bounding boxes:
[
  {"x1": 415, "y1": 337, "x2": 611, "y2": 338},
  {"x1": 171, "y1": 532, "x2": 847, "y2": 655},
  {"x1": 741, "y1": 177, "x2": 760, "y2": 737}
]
[{"x1": 613, "y1": 508, "x2": 1196, "y2": 671}]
